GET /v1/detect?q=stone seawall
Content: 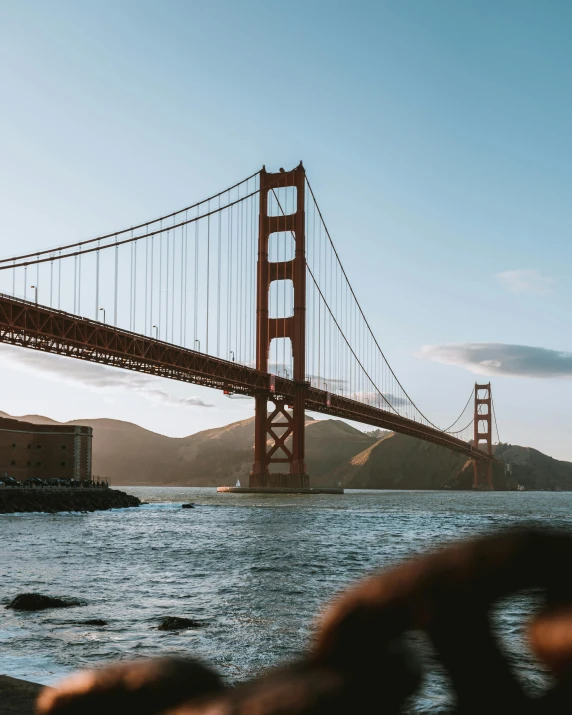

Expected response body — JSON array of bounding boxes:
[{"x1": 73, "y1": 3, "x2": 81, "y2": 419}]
[{"x1": 0, "y1": 488, "x2": 140, "y2": 514}]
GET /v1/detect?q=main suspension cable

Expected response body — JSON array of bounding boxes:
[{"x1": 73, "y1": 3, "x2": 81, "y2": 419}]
[
  {"x1": 305, "y1": 175, "x2": 477, "y2": 435},
  {"x1": 0, "y1": 171, "x2": 260, "y2": 264}
]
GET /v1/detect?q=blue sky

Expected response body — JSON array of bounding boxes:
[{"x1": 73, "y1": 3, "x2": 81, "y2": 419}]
[{"x1": 0, "y1": 1, "x2": 571, "y2": 459}]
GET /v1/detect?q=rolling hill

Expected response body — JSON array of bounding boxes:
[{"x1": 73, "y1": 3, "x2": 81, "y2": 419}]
[{"x1": 1, "y1": 411, "x2": 570, "y2": 490}]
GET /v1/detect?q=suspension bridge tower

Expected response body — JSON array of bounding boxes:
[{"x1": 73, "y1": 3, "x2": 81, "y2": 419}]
[
  {"x1": 473, "y1": 382, "x2": 494, "y2": 490},
  {"x1": 250, "y1": 163, "x2": 310, "y2": 489}
]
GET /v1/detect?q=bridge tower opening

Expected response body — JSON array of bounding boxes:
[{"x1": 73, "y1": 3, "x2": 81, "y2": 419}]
[
  {"x1": 473, "y1": 382, "x2": 493, "y2": 490},
  {"x1": 250, "y1": 163, "x2": 309, "y2": 488}
]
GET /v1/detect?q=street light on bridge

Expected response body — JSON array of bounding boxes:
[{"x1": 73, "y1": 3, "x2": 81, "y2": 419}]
[
  {"x1": 229, "y1": 350, "x2": 235, "y2": 362},
  {"x1": 195, "y1": 339, "x2": 201, "y2": 352},
  {"x1": 152, "y1": 325, "x2": 159, "y2": 339},
  {"x1": 99, "y1": 307, "x2": 106, "y2": 324},
  {"x1": 30, "y1": 285, "x2": 38, "y2": 304}
]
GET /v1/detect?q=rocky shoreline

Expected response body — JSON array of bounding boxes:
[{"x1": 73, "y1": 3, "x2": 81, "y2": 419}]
[{"x1": 0, "y1": 488, "x2": 140, "y2": 514}]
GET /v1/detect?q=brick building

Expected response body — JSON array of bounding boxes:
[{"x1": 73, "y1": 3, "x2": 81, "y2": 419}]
[{"x1": 0, "y1": 417, "x2": 93, "y2": 482}]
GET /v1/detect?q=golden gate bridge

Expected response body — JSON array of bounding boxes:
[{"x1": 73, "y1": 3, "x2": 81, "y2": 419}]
[{"x1": 0, "y1": 163, "x2": 500, "y2": 489}]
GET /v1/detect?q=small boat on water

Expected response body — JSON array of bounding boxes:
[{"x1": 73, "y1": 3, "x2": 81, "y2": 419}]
[
  {"x1": 235, "y1": 479, "x2": 241, "y2": 487},
  {"x1": 181, "y1": 503, "x2": 195, "y2": 509}
]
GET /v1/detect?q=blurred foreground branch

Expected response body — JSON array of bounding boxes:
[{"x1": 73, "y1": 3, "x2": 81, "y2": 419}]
[{"x1": 37, "y1": 529, "x2": 572, "y2": 714}]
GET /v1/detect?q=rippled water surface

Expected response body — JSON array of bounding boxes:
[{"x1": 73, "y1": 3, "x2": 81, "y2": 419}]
[{"x1": 2, "y1": 488, "x2": 572, "y2": 711}]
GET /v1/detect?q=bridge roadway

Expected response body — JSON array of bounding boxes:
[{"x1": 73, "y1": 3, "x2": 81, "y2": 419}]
[{"x1": 0, "y1": 294, "x2": 494, "y2": 463}]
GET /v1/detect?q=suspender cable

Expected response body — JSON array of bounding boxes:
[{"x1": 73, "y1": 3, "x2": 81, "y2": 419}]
[
  {"x1": 144, "y1": 233, "x2": 148, "y2": 336},
  {"x1": 159, "y1": 228, "x2": 163, "y2": 341},
  {"x1": 206, "y1": 211, "x2": 210, "y2": 354},
  {"x1": 165, "y1": 229, "x2": 170, "y2": 342},
  {"x1": 150, "y1": 234, "x2": 154, "y2": 336},
  {"x1": 216, "y1": 196, "x2": 221, "y2": 357},
  {"x1": 0, "y1": 170, "x2": 261, "y2": 264},
  {"x1": 134, "y1": 240, "x2": 137, "y2": 333},
  {"x1": 95, "y1": 242, "x2": 100, "y2": 320},
  {"x1": 194, "y1": 207, "x2": 198, "y2": 346},
  {"x1": 180, "y1": 220, "x2": 184, "y2": 346},
  {"x1": 171, "y1": 220, "x2": 175, "y2": 342}
]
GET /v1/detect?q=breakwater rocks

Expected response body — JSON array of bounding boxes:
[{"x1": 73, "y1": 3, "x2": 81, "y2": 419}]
[{"x1": 0, "y1": 488, "x2": 140, "y2": 514}]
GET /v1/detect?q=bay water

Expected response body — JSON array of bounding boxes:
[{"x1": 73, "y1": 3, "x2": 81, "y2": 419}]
[{"x1": 2, "y1": 488, "x2": 572, "y2": 711}]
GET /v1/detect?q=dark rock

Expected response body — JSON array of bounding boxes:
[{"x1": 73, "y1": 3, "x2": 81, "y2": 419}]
[
  {"x1": 81, "y1": 619, "x2": 108, "y2": 626},
  {"x1": 158, "y1": 616, "x2": 202, "y2": 631},
  {"x1": 0, "y1": 488, "x2": 141, "y2": 514},
  {"x1": 7, "y1": 593, "x2": 82, "y2": 611}
]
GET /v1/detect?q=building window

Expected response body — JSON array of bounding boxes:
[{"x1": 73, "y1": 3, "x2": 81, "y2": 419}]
[
  {"x1": 35, "y1": 461, "x2": 42, "y2": 467},
  {"x1": 60, "y1": 445, "x2": 67, "y2": 451},
  {"x1": 10, "y1": 460, "x2": 16, "y2": 466},
  {"x1": 35, "y1": 444, "x2": 42, "y2": 450},
  {"x1": 60, "y1": 461, "x2": 66, "y2": 467}
]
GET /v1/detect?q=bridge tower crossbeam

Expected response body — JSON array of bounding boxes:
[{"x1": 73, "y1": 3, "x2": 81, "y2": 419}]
[
  {"x1": 250, "y1": 163, "x2": 309, "y2": 488},
  {"x1": 473, "y1": 382, "x2": 493, "y2": 490}
]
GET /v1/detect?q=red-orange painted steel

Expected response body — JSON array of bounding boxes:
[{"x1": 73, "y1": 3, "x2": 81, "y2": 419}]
[
  {"x1": 0, "y1": 293, "x2": 497, "y2": 468},
  {"x1": 473, "y1": 383, "x2": 494, "y2": 489},
  {"x1": 251, "y1": 164, "x2": 308, "y2": 488}
]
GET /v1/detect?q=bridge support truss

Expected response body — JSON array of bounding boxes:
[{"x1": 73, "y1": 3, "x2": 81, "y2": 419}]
[
  {"x1": 473, "y1": 382, "x2": 493, "y2": 490},
  {"x1": 250, "y1": 164, "x2": 309, "y2": 488}
]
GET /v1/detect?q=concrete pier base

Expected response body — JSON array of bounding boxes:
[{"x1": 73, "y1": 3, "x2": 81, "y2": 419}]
[{"x1": 216, "y1": 487, "x2": 344, "y2": 494}]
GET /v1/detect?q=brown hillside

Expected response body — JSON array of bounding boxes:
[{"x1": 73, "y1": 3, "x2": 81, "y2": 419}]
[
  {"x1": 0, "y1": 412, "x2": 374, "y2": 487},
  {"x1": 337, "y1": 432, "x2": 468, "y2": 489},
  {"x1": 2, "y1": 411, "x2": 570, "y2": 490}
]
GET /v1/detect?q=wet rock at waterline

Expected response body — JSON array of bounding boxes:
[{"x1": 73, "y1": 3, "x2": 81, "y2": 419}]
[
  {"x1": 0, "y1": 488, "x2": 140, "y2": 514},
  {"x1": 158, "y1": 616, "x2": 202, "y2": 631},
  {"x1": 80, "y1": 619, "x2": 108, "y2": 626},
  {"x1": 7, "y1": 593, "x2": 83, "y2": 611}
]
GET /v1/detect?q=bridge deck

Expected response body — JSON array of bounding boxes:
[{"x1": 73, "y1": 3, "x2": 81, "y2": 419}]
[{"x1": 0, "y1": 294, "x2": 496, "y2": 463}]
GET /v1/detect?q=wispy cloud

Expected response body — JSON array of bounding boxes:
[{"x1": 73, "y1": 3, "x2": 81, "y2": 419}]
[
  {"x1": 0, "y1": 345, "x2": 214, "y2": 407},
  {"x1": 350, "y1": 390, "x2": 410, "y2": 408},
  {"x1": 420, "y1": 343, "x2": 572, "y2": 378},
  {"x1": 495, "y1": 269, "x2": 554, "y2": 294}
]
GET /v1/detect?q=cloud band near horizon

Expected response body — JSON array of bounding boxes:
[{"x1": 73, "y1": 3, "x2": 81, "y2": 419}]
[
  {"x1": 0, "y1": 344, "x2": 214, "y2": 407},
  {"x1": 420, "y1": 343, "x2": 572, "y2": 378}
]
